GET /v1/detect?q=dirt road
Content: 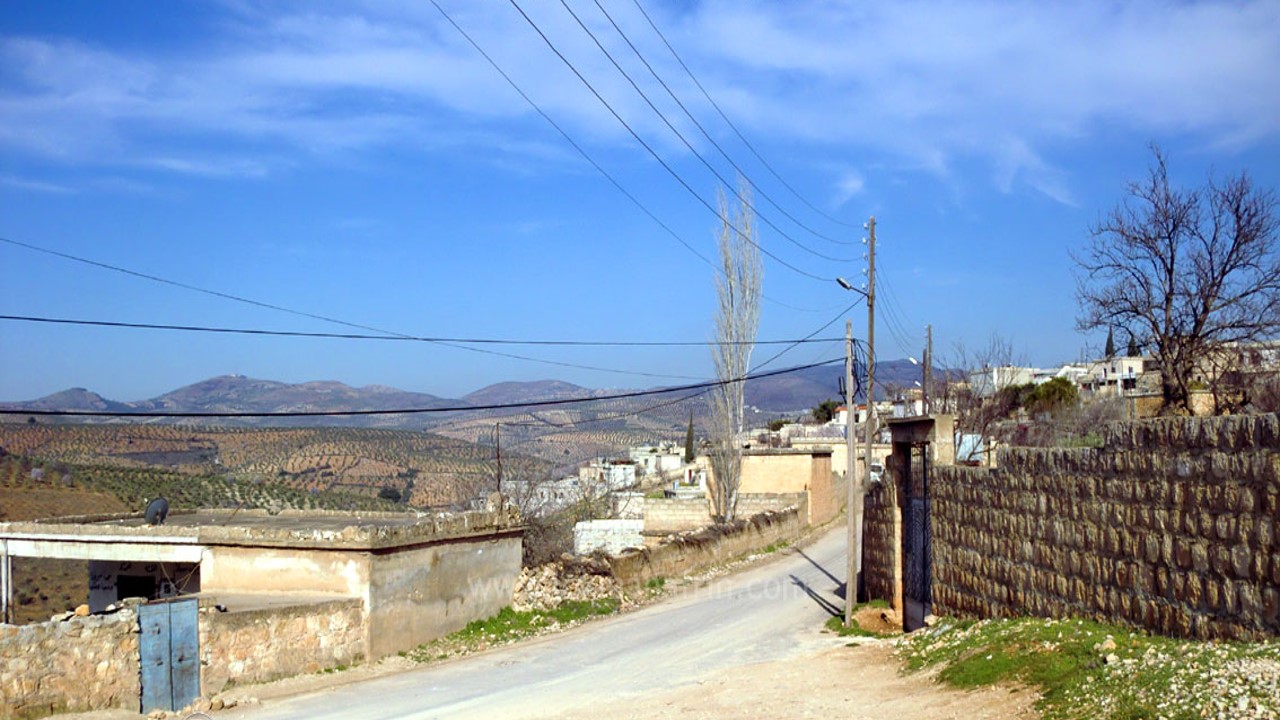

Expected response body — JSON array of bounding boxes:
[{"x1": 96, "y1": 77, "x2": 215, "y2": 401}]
[{"x1": 202, "y1": 525, "x2": 1036, "y2": 720}]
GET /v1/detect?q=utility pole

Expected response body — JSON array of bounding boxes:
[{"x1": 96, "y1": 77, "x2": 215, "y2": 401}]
[
  {"x1": 923, "y1": 324, "x2": 933, "y2": 414},
  {"x1": 846, "y1": 216, "x2": 875, "y2": 625},
  {"x1": 495, "y1": 422, "x2": 503, "y2": 494},
  {"x1": 843, "y1": 320, "x2": 856, "y2": 627},
  {"x1": 861, "y1": 215, "x2": 875, "y2": 603}
]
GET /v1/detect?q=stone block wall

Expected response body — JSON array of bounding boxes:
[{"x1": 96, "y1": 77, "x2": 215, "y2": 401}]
[
  {"x1": 610, "y1": 508, "x2": 805, "y2": 590},
  {"x1": 0, "y1": 609, "x2": 140, "y2": 719},
  {"x1": 643, "y1": 498, "x2": 712, "y2": 534},
  {"x1": 199, "y1": 599, "x2": 364, "y2": 695},
  {"x1": 739, "y1": 493, "x2": 809, "y2": 520},
  {"x1": 927, "y1": 414, "x2": 1279, "y2": 640},
  {"x1": 863, "y1": 476, "x2": 899, "y2": 604}
]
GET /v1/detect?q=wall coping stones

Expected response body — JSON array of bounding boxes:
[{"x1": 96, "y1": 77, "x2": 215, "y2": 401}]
[{"x1": 0, "y1": 507, "x2": 523, "y2": 551}]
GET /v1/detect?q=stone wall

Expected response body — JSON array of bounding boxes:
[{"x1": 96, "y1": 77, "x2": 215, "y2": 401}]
[
  {"x1": 610, "y1": 507, "x2": 806, "y2": 590},
  {"x1": 643, "y1": 498, "x2": 711, "y2": 534},
  {"x1": 199, "y1": 599, "x2": 364, "y2": 695},
  {"x1": 0, "y1": 609, "x2": 140, "y2": 719},
  {"x1": 878, "y1": 414, "x2": 1280, "y2": 640},
  {"x1": 642, "y1": 492, "x2": 812, "y2": 536},
  {"x1": 863, "y1": 477, "x2": 899, "y2": 605},
  {"x1": 739, "y1": 492, "x2": 810, "y2": 520}
]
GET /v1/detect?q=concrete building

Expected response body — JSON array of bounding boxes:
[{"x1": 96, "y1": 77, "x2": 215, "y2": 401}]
[
  {"x1": 968, "y1": 365, "x2": 1036, "y2": 397},
  {"x1": 0, "y1": 508, "x2": 522, "y2": 660},
  {"x1": 579, "y1": 458, "x2": 638, "y2": 492},
  {"x1": 627, "y1": 444, "x2": 685, "y2": 476}
]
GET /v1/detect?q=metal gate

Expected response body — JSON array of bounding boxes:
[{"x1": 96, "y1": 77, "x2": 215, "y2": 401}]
[
  {"x1": 902, "y1": 443, "x2": 932, "y2": 632},
  {"x1": 139, "y1": 598, "x2": 200, "y2": 713}
]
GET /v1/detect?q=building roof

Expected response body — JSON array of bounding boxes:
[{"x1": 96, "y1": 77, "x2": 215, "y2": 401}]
[{"x1": 0, "y1": 507, "x2": 521, "y2": 552}]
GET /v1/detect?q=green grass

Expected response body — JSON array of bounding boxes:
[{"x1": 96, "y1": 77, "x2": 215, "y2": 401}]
[
  {"x1": 405, "y1": 599, "x2": 620, "y2": 663},
  {"x1": 825, "y1": 614, "x2": 878, "y2": 638},
  {"x1": 898, "y1": 616, "x2": 1280, "y2": 720},
  {"x1": 761, "y1": 540, "x2": 791, "y2": 554},
  {"x1": 645, "y1": 576, "x2": 666, "y2": 590}
]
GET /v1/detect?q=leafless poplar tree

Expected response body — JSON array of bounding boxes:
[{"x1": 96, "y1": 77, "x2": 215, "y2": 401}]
[
  {"x1": 1074, "y1": 146, "x2": 1280, "y2": 414},
  {"x1": 708, "y1": 181, "x2": 762, "y2": 523}
]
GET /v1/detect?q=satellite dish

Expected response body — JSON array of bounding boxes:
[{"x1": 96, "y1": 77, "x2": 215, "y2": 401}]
[{"x1": 144, "y1": 497, "x2": 170, "y2": 526}]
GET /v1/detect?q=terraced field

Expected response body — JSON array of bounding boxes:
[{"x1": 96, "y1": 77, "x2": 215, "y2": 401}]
[
  {"x1": 0, "y1": 450, "x2": 414, "y2": 624},
  {"x1": 0, "y1": 423, "x2": 507, "y2": 509}
]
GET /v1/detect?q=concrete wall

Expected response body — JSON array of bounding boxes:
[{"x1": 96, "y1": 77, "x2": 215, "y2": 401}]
[
  {"x1": 865, "y1": 414, "x2": 1280, "y2": 641},
  {"x1": 703, "y1": 448, "x2": 835, "y2": 527},
  {"x1": 574, "y1": 520, "x2": 645, "y2": 556},
  {"x1": 789, "y1": 438, "x2": 846, "y2": 479},
  {"x1": 200, "y1": 599, "x2": 363, "y2": 695},
  {"x1": 365, "y1": 533, "x2": 522, "y2": 658},
  {"x1": 0, "y1": 609, "x2": 139, "y2": 719},
  {"x1": 610, "y1": 508, "x2": 806, "y2": 590}
]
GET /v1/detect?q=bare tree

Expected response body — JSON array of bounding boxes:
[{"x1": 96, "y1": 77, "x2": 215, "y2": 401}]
[
  {"x1": 708, "y1": 181, "x2": 762, "y2": 523},
  {"x1": 946, "y1": 333, "x2": 1025, "y2": 463},
  {"x1": 1074, "y1": 147, "x2": 1280, "y2": 414}
]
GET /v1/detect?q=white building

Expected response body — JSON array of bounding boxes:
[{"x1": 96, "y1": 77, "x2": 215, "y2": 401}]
[
  {"x1": 627, "y1": 443, "x2": 685, "y2": 476},
  {"x1": 968, "y1": 365, "x2": 1036, "y2": 397}
]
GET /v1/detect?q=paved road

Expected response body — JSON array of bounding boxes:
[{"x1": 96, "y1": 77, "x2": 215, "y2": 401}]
[{"x1": 226, "y1": 525, "x2": 851, "y2": 720}]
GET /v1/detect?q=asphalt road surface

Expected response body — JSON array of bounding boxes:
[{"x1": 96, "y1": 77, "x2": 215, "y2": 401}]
[{"x1": 226, "y1": 525, "x2": 851, "y2": 720}]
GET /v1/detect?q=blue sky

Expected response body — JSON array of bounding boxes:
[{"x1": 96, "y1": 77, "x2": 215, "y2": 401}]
[{"x1": 2, "y1": 0, "x2": 1278, "y2": 402}]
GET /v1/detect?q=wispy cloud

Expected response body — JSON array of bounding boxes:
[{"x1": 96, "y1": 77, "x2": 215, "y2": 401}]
[
  {"x1": 833, "y1": 171, "x2": 865, "y2": 208},
  {"x1": 143, "y1": 156, "x2": 271, "y2": 178},
  {"x1": 0, "y1": 1, "x2": 1276, "y2": 204},
  {"x1": 0, "y1": 174, "x2": 75, "y2": 194}
]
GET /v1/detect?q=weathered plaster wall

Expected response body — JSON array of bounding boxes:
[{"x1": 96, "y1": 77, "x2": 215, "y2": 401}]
[
  {"x1": 740, "y1": 450, "x2": 833, "y2": 526},
  {"x1": 365, "y1": 533, "x2": 522, "y2": 658},
  {"x1": 610, "y1": 508, "x2": 805, "y2": 590},
  {"x1": 574, "y1": 520, "x2": 644, "y2": 556},
  {"x1": 200, "y1": 546, "x2": 369, "y2": 598},
  {"x1": 866, "y1": 414, "x2": 1280, "y2": 640},
  {"x1": 0, "y1": 609, "x2": 139, "y2": 719},
  {"x1": 199, "y1": 599, "x2": 363, "y2": 695}
]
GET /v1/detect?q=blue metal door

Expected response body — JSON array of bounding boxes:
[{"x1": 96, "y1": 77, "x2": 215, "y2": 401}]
[{"x1": 139, "y1": 599, "x2": 200, "y2": 712}]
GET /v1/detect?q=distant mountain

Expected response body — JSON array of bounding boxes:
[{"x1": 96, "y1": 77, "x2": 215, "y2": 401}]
[
  {"x1": 743, "y1": 358, "x2": 933, "y2": 413},
  {"x1": 11, "y1": 388, "x2": 135, "y2": 414},
  {"x1": 0, "y1": 375, "x2": 457, "y2": 427},
  {"x1": 134, "y1": 375, "x2": 454, "y2": 414},
  {"x1": 1, "y1": 358, "x2": 940, "y2": 428},
  {"x1": 463, "y1": 380, "x2": 594, "y2": 407}
]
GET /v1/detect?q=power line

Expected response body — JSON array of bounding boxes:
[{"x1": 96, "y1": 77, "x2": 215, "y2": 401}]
[
  {"x1": 557, "y1": 0, "x2": 849, "y2": 261},
  {"x1": 504, "y1": 0, "x2": 832, "y2": 283},
  {"x1": 0, "y1": 314, "x2": 844, "y2": 348},
  {"x1": 588, "y1": 0, "x2": 851, "y2": 248},
  {"x1": 426, "y1": 0, "x2": 830, "y2": 311},
  {"x1": 0, "y1": 236, "x2": 695, "y2": 381},
  {"x1": 629, "y1": 0, "x2": 857, "y2": 231},
  {"x1": 751, "y1": 301, "x2": 860, "y2": 373},
  {"x1": 1, "y1": 357, "x2": 843, "y2": 418}
]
